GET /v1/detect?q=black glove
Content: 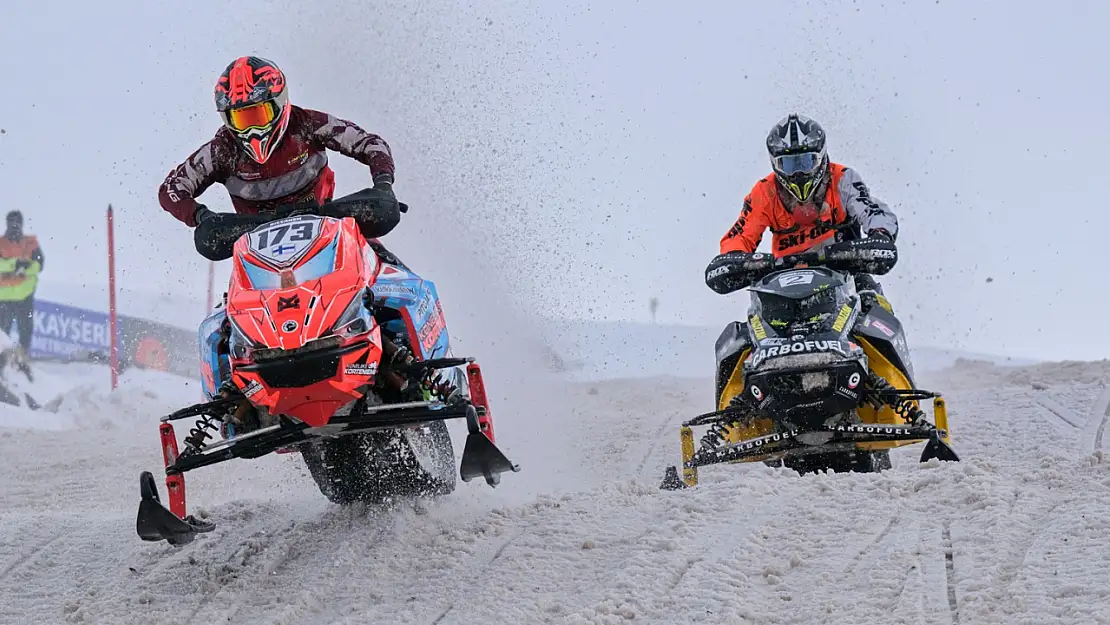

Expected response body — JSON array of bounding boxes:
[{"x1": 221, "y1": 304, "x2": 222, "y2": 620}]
[
  {"x1": 193, "y1": 203, "x2": 214, "y2": 226},
  {"x1": 319, "y1": 188, "x2": 402, "y2": 239},
  {"x1": 371, "y1": 179, "x2": 409, "y2": 213},
  {"x1": 372, "y1": 179, "x2": 395, "y2": 198},
  {"x1": 194, "y1": 212, "x2": 273, "y2": 261},
  {"x1": 705, "y1": 251, "x2": 775, "y2": 294},
  {"x1": 822, "y1": 237, "x2": 897, "y2": 275}
]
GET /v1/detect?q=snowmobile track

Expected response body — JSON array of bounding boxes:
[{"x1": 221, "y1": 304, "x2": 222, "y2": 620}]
[
  {"x1": 154, "y1": 500, "x2": 406, "y2": 624},
  {"x1": 1092, "y1": 385, "x2": 1110, "y2": 452},
  {"x1": 0, "y1": 534, "x2": 61, "y2": 579},
  {"x1": 663, "y1": 555, "x2": 704, "y2": 593},
  {"x1": 428, "y1": 528, "x2": 530, "y2": 625},
  {"x1": 634, "y1": 409, "x2": 680, "y2": 475},
  {"x1": 842, "y1": 513, "x2": 899, "y2": 575},
  {"x1": 993, "y1": 498, "x2": 1067, "y2": 593},
  {"x1": 1033, "y1": 396, "x2": 1083, "y2": 429},
  {"x1": 179, "y1": 520, "x2": 303, "y2": 624},
  {"x1": 942, "y1": 521, "x2": 959, "y2": 625}
]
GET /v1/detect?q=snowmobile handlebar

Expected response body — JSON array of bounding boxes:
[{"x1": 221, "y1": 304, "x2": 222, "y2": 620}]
[
  {"x1": 193, "y1": 188, "x2": 406, "y2": 262},
  {"x1": 268, "y1": 188, "x2": 409, "y2": 219},
  {"x1": 706, "y1": 237, "x2": 897, "y2": 294},
  {"x1": 771, "y1": 238, "x2": 897, "y2": 276}
]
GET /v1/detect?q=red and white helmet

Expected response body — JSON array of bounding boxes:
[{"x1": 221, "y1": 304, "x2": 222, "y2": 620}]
[{"x1": 215, "y1": 56, "x2": 291, "y2": 164}]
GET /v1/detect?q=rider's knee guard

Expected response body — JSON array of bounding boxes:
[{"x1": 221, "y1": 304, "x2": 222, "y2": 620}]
[
  {"x1": 854, "y1": 274, "x2": 892, "y2": 314},
  {"x1": 369, "y1": 239, "x2": 409, "y2": 271}
]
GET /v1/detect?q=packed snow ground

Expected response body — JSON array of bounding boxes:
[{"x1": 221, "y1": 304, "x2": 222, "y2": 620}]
[{"x1": 2, "y1": 357, "x2": 1110, "y2": 625}]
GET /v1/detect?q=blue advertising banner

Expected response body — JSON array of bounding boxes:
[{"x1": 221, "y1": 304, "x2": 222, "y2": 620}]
[
  {"x1": 28, "y1": 300, "x2": 113, "y2": 360},
  {"x1": 13, "y1": 299, "x2": 199, "y2": 379}
]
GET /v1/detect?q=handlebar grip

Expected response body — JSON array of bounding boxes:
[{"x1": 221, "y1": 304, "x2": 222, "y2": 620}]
[{"x1": 820, "y1": 240, "x2": 898, "y2": 275}]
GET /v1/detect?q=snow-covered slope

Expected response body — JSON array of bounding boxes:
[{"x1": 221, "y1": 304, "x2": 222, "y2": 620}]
[
  {"x1": 0, "y1": 362, "x2": 199, "y2": 432},
  {"x1": 2, "y1": 357, "x2": 1109, "y2": 624}
]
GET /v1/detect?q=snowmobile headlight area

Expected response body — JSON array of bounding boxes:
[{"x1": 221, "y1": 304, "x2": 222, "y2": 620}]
[
  {"x1": 800, "y1": 371, "x2": 832, "y2": 392},
  {"x1": 228, "y1": 319, "x2": 263, "y2": 360},
  {"x1": 327, "y1": 289, "x2": 373, "y2": 338},
  {"x1": 753, "y1": 350, "x2": 845, "y2": 371},
  {"x1": 251, "y1": 335, "x2": 344, "y2": 363}
]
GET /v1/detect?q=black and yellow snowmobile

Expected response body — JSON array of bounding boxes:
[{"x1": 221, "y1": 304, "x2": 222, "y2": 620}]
[{"x1": 661, "y1": 240, "x2": 959, "y2": 489}]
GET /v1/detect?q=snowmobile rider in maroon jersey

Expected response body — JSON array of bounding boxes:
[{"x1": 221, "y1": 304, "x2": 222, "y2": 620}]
[{"x1": 158, "y1": 55, "x2": 406, "y2": 265}]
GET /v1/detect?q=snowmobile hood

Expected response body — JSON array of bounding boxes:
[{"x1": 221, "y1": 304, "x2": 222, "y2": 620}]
[{"x1": 749, "y1": 267, "x2": 848, "y2": 299}]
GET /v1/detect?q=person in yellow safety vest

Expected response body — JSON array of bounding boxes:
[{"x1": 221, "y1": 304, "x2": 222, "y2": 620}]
[{"x1": 0, "y1": 211, "x2": 44, "y2": 354}]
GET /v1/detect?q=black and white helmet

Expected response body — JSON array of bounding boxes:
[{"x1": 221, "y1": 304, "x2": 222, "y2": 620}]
[{"x1": 766, "y1": 114, "x2": 828, "y2": 203}]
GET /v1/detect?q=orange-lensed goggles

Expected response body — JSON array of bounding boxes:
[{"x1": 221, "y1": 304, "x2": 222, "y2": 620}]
[{"x1": 227, "y1": 101, "x2": 278, "y2": 131}]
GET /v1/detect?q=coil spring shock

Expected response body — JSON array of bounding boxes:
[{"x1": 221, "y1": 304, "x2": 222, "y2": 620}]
[
  {"x1": 699, "y1": 390, "x2": 758, "y2": 450},
  {"x1": 384, "y1": 338, "x2": 464, "y2": 404},
  {"x1": 386, "y1": 341, "x2": 415, "y2": 369},
  {"x1": 866, "y1": 372, "x2": 926, "y2": 425},
  {"x1": 184, "y1": 413, "x2": 221, "y2": 451},
  {"x1": 184, "y1": 388, "x2": 242, "y2": 452},
  {"x1": 700, "y1": 419, "x2": 742, "y2": 451},
  {"x1": 422, "y1": 370, "x2": 463, "y2": 405}
]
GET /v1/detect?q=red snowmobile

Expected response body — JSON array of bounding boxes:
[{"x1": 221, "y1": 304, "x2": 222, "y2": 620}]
[{"x1": 137, "y1": 190, "x2": 519, "y2": 545}]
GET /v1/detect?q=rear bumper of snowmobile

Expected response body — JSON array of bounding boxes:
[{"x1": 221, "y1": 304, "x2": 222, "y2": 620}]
[
  {"x1": 661, "y1": 395, "x2": 958, "y2": 490},
  {"x1": 137, "y1": 361, "x2": 519, "y2": 545}
]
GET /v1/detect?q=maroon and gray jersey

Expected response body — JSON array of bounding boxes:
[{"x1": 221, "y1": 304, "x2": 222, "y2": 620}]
[{"x1": 159, "y1": 106, "x2": 394, "y2": 226}]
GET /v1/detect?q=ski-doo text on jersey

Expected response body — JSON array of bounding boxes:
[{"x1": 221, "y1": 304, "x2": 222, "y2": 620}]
[{"x1": 720, "y1": 163, "x2": 898, "y2": 257}]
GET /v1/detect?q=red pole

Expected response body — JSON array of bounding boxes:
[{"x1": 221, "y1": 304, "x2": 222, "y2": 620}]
[
  {"x1": 206, "y1": 261, "x2": 215, "y2": 311},
  {"x1": 107, "y1": 204, "x2": 119, "y2": 390}
]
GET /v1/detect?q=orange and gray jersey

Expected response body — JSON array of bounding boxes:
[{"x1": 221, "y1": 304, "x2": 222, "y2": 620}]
[
  {"x1": 720, "y1": 163, "x2": 898, "y2": 257},
  {"x1": 837, "y1": 166, "x2": 898, "y2": 239}
]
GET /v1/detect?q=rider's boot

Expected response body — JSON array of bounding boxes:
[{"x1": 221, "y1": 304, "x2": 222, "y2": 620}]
[{"x1": 368, "y1": 239, "x2": 410, "y2": 270}]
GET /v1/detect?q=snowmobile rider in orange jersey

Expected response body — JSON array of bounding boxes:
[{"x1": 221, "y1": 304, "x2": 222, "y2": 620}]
[{"x1": 705, "y1": 114, "x2": 899, "y2": 313}]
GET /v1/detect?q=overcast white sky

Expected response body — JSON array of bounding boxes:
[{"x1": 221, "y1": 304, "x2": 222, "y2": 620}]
[{"x1": 1, "y1": 0, "x2": 1107, "y2": 363}]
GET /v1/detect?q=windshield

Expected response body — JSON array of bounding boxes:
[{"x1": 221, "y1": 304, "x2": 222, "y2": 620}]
[
  {"x1": 241, "y1": 237, "x2": 339, "y2": 290},
  {"x1": 752, "y1": 284, "x2": 846, "y2": 333}
]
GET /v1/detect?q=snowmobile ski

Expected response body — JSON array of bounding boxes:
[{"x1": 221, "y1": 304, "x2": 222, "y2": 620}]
[
  {"x1": 136, "y1": 471, "x2": 214, "y2": 545},
  {"x1": 662, "y1": 392, "x2": 959, "y2": 490},
  {"x1": 135, "y1": 390, "x2": 519, "y2": 544},
  {"x1": 459, "y1": 403, "x2": 520, "y2": 485}
]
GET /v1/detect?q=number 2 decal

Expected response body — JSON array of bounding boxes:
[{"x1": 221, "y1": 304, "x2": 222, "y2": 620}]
[{"x1": 778, "y1": 273, "x2": 815, "y2": 286}]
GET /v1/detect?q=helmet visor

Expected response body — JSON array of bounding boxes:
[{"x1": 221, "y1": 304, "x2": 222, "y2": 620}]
[
  {"x1": 227, "y1": 101, "x2": 278, "y2": 131},
  {"x1": 773, "y1": 152, "x2": 822, "y2": 176}
]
